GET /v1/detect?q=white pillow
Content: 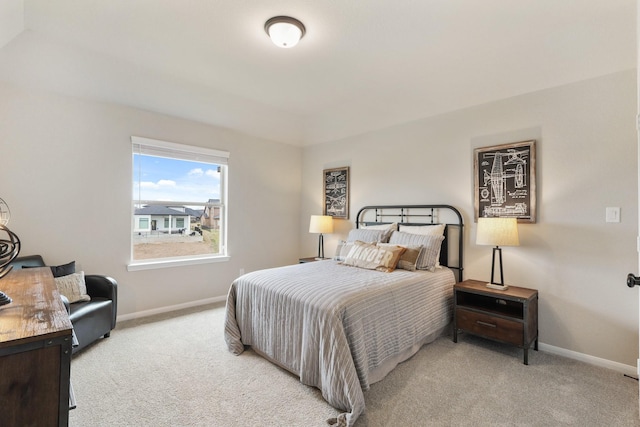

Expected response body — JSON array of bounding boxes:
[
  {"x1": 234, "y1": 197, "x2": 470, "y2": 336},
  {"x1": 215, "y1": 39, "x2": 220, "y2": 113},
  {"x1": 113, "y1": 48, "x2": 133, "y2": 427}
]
[
  {"x1": 360, "y1": 222, "x2": 397, "y2": 231},
  {"x1": 398, "y1": 224, "x2": 445, "y2": 236},
  {"x1": 398, "y1": 224, "x2": 446, "y2": 267},
  {"x1": 55, "y1": 271, "x2": 91, "y2": 303}
]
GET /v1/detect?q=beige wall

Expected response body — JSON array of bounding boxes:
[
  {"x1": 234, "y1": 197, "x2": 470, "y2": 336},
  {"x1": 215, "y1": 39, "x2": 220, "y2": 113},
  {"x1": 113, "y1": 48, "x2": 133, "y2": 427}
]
[
  {"x1": 0, "y1": 82, "x2": 302, "y2": 316},
  {"x1": 301, "y1": 70, "x2": 639, "y2": 368},
  {"x1": 1, "y1": 69, "x2": 637, "y2": 369}
]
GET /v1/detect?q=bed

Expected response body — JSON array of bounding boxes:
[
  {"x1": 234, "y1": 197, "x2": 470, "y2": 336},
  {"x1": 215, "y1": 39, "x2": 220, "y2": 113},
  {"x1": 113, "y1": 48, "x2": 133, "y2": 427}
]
[{"x1": 224, "y1": 205, "x2": 464, "y2": 426}]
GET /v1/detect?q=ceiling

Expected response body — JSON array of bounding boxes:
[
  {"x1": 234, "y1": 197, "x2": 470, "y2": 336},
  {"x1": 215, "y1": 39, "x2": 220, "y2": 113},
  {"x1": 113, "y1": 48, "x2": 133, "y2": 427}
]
[{"x1": 0, "y1": 0, "x2": 636, "y2": 146}]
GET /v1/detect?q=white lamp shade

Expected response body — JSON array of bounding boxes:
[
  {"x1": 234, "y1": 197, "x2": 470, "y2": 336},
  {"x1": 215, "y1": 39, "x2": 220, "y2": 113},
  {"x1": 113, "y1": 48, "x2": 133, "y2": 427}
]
[
  {"x1": 309, "y1": 215, "x2": 333, "y2": 234},
  {"x1": 265, "y1": 17, "x2": 305, "y2": 48},
  {"x1": 476, "y1": 217, "x2": 519, "y2": 246}
]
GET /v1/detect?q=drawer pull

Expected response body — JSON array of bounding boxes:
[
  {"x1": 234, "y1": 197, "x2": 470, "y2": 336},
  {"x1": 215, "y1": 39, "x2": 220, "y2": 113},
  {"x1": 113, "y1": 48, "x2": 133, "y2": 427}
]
[{"x1": 476, "y1": 320, "x2": 497, "y2": 328}]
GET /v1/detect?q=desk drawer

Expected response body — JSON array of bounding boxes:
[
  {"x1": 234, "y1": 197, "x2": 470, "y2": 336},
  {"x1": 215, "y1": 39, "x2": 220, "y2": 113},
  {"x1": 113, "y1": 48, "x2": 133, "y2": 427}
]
[{"x1": 456, "y1": 308, "x2": 523, "y2": 346}]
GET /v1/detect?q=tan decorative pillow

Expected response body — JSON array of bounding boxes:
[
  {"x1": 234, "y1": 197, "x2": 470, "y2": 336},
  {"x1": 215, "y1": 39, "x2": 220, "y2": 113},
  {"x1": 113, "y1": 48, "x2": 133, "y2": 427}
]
[
  {"x1": 341, "y1": 241, "x2": 406, "y2": 272},
  {"x1": 54, "y1": 271, "x2": 91, "y2": 303},
  {"x1": 334, "y1": 240, "x2": 356, "y2": 261},
  {"x1": 379, "y1": 243, "x2": 423, "y2": 271}
]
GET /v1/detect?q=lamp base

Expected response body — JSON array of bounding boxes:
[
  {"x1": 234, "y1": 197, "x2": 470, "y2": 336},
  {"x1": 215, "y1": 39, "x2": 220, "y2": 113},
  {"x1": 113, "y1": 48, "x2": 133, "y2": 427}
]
[
  {"x1": 486, "y1": 283, "x2": 509, "y2": 291},
  {"x1": 0, "y1": 291, "x2": 12, "y2": 306}
]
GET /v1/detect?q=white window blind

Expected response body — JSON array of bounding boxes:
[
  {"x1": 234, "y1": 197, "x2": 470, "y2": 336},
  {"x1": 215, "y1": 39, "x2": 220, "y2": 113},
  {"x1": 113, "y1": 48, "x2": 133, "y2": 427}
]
[{"x1": 131, "y1": 136, "x2": 229, "y2": 165}]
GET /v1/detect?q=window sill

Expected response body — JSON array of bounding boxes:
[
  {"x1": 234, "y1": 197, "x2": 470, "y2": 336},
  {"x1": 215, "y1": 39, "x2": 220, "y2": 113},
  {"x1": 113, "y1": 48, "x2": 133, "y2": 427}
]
[{"x1": 127, "y1": 255, "x2": 230, "y2": 271}]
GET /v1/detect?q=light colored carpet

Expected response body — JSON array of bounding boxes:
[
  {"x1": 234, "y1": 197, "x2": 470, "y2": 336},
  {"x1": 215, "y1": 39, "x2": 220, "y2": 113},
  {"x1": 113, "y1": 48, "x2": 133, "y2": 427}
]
[{"x1": 69, "y1": 303, "x2": 640, "y2": 426}]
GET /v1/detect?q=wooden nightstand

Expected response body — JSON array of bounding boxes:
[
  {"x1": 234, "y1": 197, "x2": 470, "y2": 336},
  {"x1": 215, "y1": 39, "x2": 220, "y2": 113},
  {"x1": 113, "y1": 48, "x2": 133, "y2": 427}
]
[{"x1": 453, "y1": 279, "x2": 538, "y2": 365}]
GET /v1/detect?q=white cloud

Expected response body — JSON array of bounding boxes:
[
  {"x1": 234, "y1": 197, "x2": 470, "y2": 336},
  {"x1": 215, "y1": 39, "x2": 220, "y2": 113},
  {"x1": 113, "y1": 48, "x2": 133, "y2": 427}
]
[
  {"x1": 139, "y1": 180, "x2": 177, "y2": 190},
  {"x1": 205, "y1": 169, "x2": 219, "y2": 178},
  {"x1": 188, "y1": 168, "x2": 204, "y2": 176},
  {"x1": 139, "y1": 181, "x2": 157, "y2": 189}
]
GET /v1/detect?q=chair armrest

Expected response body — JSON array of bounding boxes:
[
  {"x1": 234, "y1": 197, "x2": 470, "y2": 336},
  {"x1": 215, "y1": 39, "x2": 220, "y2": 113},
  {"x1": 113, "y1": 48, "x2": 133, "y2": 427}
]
[
  {"x1": 85, "y1": 275, "x2": 117, "y2": 300},
  {"x1": 85, "y1": 275, "x2": 118, "y2": 328},
  {"x1": 9, "y1": 255, "x2": 46, "y2": 269},
  {"x1": 60, "y1": 294, "x2": 70, "y2": 315}
]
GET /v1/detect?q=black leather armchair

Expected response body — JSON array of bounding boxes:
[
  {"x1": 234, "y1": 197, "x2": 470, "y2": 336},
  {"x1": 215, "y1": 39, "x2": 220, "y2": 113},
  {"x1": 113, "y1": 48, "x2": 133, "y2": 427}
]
[{"x1": 10, "y1": 255, "x2": 117, "y2": 354}]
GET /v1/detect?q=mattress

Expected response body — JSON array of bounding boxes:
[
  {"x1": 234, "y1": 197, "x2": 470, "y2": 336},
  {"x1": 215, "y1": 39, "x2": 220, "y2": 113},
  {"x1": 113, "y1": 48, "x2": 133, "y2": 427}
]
[{"x1": 224, "y1": 259, "x2": 455, "y2": 426}]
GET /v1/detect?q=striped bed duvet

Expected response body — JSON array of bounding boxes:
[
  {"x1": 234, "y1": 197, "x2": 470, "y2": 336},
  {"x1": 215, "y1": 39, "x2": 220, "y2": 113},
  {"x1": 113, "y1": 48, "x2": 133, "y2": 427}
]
[{"x1": 224, "y1": 259, "x2": 455, "y2": 426}]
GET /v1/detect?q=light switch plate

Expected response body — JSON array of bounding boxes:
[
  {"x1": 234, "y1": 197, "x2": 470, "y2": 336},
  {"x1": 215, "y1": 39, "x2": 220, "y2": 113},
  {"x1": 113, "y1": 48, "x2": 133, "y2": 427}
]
[{"x1": 606, "y1": 207, "x2": 620, "y2": 223}]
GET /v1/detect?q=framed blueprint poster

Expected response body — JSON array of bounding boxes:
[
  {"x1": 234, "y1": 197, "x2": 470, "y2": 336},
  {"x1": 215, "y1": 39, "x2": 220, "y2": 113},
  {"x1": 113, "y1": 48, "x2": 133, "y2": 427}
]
[
  {"x1": 323, "y1": 167, "x2": 349, "y2": 219},
  {"x1": 474, "y1": 140, "x2": 536, "y2": 223}
]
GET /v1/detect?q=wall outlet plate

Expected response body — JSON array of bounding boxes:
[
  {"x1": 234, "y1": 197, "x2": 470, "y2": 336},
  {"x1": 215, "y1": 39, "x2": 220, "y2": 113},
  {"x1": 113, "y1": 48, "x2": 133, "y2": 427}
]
[{"x1": 605, "y1": 207, "x2": 620, "y2": 223}]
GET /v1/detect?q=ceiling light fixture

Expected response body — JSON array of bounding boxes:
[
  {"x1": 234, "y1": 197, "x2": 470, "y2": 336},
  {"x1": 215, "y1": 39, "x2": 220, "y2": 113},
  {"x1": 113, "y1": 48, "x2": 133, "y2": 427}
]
[{"x1": 264, "y1": 16, "x2": 305, "y2": 48}]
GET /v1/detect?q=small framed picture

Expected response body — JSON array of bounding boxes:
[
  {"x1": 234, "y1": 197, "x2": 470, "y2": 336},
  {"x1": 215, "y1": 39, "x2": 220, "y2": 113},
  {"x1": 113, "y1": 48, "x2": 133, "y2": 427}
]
[
  {"x1": 323, "y1": 167, "x2": 349, "y2": 219},
  {"x1": 474, "y1": 140, "x2": 536, "y2": 223}
]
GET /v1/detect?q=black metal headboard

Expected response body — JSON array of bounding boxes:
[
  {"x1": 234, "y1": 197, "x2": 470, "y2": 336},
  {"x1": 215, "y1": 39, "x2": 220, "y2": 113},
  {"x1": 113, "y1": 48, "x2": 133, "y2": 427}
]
[{"x1": 356, "y1": 204, "x2": 464, "y2": 282}]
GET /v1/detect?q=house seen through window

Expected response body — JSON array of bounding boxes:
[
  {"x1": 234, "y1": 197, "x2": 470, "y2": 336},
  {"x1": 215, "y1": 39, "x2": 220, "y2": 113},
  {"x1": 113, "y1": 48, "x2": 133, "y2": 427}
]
[{"x1": 131, "y1": 136, "x2": 228, "y2": 264}]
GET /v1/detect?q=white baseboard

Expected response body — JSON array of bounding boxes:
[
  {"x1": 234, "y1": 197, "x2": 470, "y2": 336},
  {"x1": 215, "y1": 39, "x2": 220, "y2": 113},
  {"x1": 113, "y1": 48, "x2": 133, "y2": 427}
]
[
  {"x1": 539, "y1": 342, "x2": 637, "y2": 378},
  {"x1": 117, "y1": 296, "x2": 227, "y2": 322}
]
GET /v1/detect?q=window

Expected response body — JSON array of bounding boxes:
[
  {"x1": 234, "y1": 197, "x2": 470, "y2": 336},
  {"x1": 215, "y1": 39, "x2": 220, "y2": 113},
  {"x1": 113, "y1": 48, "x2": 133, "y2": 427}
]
[
  {"x1": 130, "y1": 136, "x2": 229, "y2": 269},
  {"x1": 137, "y1": 218, "x2": 150, "y2": 231}
]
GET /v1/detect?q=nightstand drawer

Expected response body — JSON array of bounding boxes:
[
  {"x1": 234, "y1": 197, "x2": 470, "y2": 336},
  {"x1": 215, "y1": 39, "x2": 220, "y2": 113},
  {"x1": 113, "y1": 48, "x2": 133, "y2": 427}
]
[{"x1": 456, "y1": 308, "x2": 523, "y2": 346}]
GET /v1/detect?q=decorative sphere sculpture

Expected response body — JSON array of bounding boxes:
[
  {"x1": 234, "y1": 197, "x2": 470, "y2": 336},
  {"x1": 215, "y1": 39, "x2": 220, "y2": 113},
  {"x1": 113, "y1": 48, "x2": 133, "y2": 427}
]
[{"x1": 0, "y1": 224, "x2": 20, "y2": 306}]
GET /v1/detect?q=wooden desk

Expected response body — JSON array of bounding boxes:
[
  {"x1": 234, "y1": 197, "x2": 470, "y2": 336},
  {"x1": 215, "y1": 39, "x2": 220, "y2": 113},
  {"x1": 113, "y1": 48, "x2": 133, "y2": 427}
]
[{"x1": 0, "y1": 267, "x2": 73, "y2": 426}]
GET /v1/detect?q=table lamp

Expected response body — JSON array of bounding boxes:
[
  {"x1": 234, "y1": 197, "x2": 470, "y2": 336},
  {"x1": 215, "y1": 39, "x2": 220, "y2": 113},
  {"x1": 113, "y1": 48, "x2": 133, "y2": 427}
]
[
  {"x1": 309, "y1": 215, "x2": 334, "y2": 260},
  {"x1": 476, "y1": 217, "x2": 519, "y2": 290}
]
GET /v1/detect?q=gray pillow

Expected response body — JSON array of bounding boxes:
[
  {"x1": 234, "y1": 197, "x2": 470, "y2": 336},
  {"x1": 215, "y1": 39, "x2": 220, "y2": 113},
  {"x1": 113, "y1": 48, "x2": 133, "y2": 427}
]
[
  {"x1": 346, "y1": 228, "x2": 392, "y2": 243},
  {"x1": 388, "y1": 231, "x2": 444, "y2": 271},
  {"x1": 50, "y1": 261, "x2": 76, "y2": 278},
  {"x1": 22, "y1": 260, "x2": 76, "y2": 277}
]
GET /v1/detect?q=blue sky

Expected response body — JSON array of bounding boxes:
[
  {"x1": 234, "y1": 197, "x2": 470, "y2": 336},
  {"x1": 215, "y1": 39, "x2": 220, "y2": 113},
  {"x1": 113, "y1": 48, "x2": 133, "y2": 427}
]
[{"x1": 133, "y1": 155, "x2": 220, "y2": 203}]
